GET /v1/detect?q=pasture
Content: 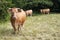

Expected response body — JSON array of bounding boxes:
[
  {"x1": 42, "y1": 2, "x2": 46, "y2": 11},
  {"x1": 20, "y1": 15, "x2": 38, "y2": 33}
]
[{"x1": 0, "y1": 13, "x2": 60, "y2": 40}]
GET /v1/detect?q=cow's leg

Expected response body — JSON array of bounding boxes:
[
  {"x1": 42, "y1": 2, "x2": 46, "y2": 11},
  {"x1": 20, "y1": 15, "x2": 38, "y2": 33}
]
[
  {"x1": 21, "y1": 24, "x2": 24, "y2": 31},
  {"x1": 18, "y1": 24, "x2": 22, "y2": 34},
  {"x1": 11, "y1": 22, "x2": 17, "y2": 34},
  {"x1": 43, "y1": 12, "x2": 45, "y2": 14},
  {"x1": 48, "y1": 12, "x2": 49, "y2": 14},
  {"x1": 18, "y1": 23, "x2": 24, "y2": 31},
  {"x1": 18, "y1": 24, "x2": 20, "y2": 32},
  {"x1": 31, "y1": 14, "x2": 32, "y2": 16}
]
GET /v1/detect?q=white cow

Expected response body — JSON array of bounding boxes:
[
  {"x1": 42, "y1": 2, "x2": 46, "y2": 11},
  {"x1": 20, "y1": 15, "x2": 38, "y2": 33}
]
[
  {"x1": 40, "y1": 9, "x2": 50, "y2": 14},
  {"x1": 25, "y1": 10, "x2": 33, "y2": 16}
]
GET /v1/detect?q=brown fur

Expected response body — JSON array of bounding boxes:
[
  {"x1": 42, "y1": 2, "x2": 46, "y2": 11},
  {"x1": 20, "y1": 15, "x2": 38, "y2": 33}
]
[{"x1": 8, "y1": 8, "x2": 26, "y2": 33}]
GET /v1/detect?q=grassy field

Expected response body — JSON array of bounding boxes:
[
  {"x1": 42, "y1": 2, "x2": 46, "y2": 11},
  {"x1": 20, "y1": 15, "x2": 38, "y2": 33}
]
[{"x1": 0, "y1": 13, "x2": 60, "y2": 40}]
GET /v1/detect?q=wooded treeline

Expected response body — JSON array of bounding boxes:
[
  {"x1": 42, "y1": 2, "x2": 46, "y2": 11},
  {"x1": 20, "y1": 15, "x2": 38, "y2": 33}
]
[{"x1": 0, "y1": 0, "x2": 60, "y2": 22}]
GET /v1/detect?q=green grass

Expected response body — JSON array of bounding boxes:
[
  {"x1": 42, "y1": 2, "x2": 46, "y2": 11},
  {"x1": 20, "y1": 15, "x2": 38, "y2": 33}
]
[{"x1": 0, "y1": 13, "x2": 60, "y2": 40}]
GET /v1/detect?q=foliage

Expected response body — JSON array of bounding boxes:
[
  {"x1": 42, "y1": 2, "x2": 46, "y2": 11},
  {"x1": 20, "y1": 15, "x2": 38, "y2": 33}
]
[
  {"x1": 12, "y1": 0, "x2": 53, "y2": 10},
  {"x1": 0, "y1": 0, "x2": 12, "y2": 22},
  {"x1": 0, "y1": 0, "x2": 60, "y2": 22},
  {"x1": 51, "y1": 0, "x2": 60, "y2": 12}
]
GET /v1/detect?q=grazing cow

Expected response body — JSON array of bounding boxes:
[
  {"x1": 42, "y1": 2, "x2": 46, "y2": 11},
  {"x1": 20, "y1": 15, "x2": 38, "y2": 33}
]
[
  {"x1": 8, "y1": 7, "x2": 26, "y2": 33},
  {"x1": 25, "y1": 10, "x2": 33, "y2": 16},
  {"x1": 40, "y1": 9, "x2": 50, "y2": 14}
]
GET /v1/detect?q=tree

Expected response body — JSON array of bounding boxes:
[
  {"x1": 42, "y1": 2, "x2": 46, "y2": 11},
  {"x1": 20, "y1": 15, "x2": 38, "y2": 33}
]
[
  {"x1": 0, "y1": 0, "x2": 12, "y2": 22},
  {"x1": 51, "y1": 0, "x2": 60, "y2": 12}
]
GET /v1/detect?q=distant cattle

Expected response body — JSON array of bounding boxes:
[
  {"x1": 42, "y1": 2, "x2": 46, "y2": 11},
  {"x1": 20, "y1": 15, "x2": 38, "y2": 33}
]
[
  {"x1": 8, "y1": 7, "x2": 26, "y2": 33},
  {"x1": 40, "y1": 9, "x2": 50, "y2": 14},
  {"x1": 25, "y1": 10, "x2": 33, "y2": 16}
]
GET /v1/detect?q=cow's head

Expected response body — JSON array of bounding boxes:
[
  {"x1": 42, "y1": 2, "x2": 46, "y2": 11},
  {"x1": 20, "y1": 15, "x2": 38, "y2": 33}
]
[
  {"x1": 8, "y1": 8, "x2": 21, "y2": 19},
  {"x1": 8, "y1": 7, "x2": 20, "y2": 15}
]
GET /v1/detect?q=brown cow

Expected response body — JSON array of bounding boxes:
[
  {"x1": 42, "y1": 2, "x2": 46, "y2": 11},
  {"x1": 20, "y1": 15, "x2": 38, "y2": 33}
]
[
  {"x1": 8, "y1": 7, "x2": 26, "y2": 34},
  {"x1": 25, "y1": 10, "x2": 33, "y2": 16},
  {"x1": 40, "y1": 9, "x2": 50, "y2": 14}
]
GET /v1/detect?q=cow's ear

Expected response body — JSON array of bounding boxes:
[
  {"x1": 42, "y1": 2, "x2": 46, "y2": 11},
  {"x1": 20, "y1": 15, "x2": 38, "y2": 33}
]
[
  {"x1": 8, "y1": 8, "x2": 12, "y2": 12},
  {"x1": 7, "y1": 8, "x2": 12, "y2": 14},
  {"x1": 17, "y1": 8, "x2": 21, "y2": 12}
]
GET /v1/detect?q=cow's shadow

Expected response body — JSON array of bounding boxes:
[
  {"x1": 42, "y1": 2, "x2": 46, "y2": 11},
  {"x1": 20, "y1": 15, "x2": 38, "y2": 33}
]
[
  {"x1": 0, "y1": 28, "x2": 16, "y2": 36},
  {"x1": 0, "y1": 27, "x2": 26, "y2": 36}
]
